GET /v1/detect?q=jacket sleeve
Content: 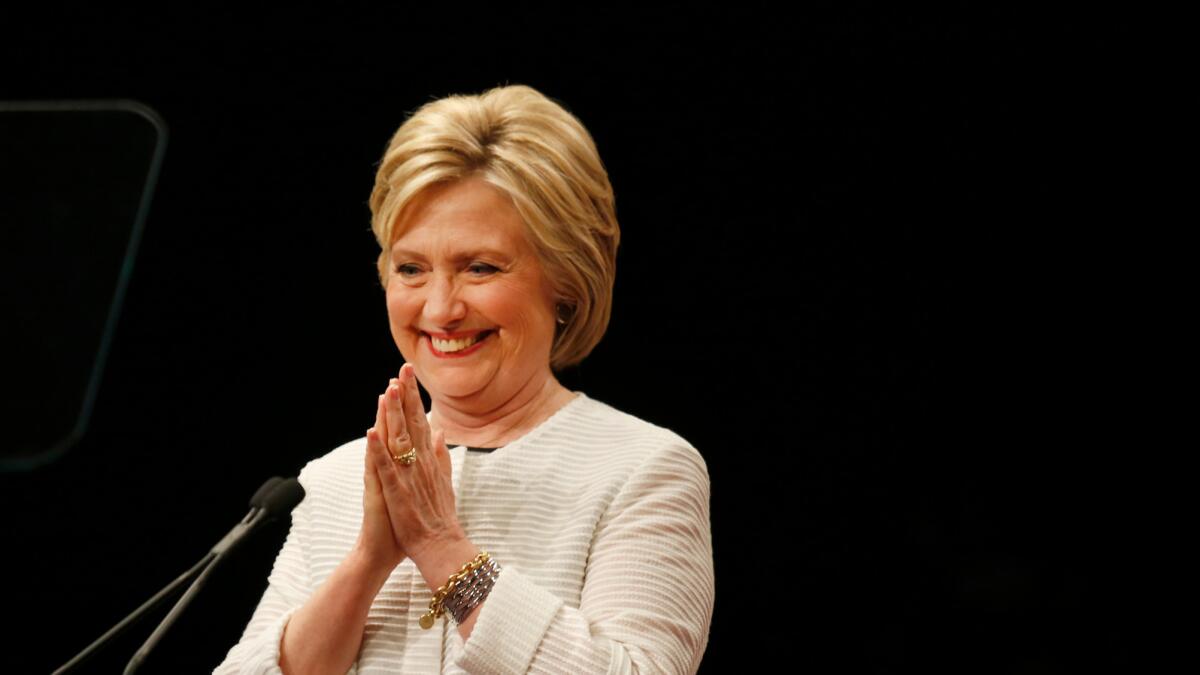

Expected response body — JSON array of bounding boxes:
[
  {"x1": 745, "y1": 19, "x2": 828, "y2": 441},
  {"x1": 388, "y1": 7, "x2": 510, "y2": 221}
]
[
  {"x1": 213, "y1": 479, "x2": 319, "y2": 675},
  {"x1": 455, "y1": 439, "x2": 715, "y2": 675}
]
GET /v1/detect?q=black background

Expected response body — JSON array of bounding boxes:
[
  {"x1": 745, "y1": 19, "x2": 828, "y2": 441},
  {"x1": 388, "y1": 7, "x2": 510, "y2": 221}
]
[{"x1": 1, "y1": 5, "x2": 1134, "y2": 674}]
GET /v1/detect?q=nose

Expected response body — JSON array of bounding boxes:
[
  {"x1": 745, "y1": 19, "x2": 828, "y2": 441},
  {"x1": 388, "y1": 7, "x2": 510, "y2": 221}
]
[{"x1": 423, "y1": 272, "x2": 467, "y2": 327}]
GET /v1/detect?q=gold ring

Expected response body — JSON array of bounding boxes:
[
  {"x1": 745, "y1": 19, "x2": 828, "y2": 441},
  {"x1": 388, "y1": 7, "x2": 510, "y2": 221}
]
[{"x1": 393, "y1": 448, "x2": 417, "y2": 466}]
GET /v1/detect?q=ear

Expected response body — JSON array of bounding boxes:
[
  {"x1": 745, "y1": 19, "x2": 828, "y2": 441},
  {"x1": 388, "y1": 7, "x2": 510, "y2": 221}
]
[{"x1": 554, "y1": 302, "x2": 572, "y2": 325}]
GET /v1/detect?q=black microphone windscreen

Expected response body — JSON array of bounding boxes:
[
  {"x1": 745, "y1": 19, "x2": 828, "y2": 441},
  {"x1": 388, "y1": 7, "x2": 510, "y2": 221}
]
[
  {"x1": 261, "y1": 478, "x2": 305, "y2": 517},
  {"x1": 249, "y1": 477, "x2": 283, "y2": 509}
]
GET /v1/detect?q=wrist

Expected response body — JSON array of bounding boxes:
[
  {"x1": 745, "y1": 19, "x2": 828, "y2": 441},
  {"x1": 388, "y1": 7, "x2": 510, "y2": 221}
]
[
  {"x1": 414, "y1": 547, "x2": 499, "y2": 634},
  {"x1": 346, "y1": 543, "x2": 402, "y2": 591},
  {"x1": 410, "y1": 531, "x2": 478, "y2": 593}
]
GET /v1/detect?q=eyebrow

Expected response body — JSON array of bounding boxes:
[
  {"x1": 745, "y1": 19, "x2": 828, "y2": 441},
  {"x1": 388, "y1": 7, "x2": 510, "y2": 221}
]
[{"x1": 390, "y1": 247, "x2": 513, "y2": 262}]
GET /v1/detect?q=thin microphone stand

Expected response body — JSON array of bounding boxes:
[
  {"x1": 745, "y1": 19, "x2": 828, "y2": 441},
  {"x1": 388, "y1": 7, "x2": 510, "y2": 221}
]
[
  {"x1": 53, "y1": 477, "x2": 293, "y2": 674},
  {"x1": 51, "y1": 552, "x2": 215, "y2": 674},
  {"x1": 122, "y1": 508, "x2": 268, "y2": 674}
]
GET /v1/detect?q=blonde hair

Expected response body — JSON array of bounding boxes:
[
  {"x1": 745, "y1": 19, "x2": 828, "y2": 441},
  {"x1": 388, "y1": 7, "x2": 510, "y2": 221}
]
[{"x1": 369, "y1": 85, "x2": 620, "y2": 371}]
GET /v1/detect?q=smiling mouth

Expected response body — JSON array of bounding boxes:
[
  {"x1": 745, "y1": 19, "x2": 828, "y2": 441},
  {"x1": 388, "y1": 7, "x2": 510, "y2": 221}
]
[{"x1": 424, "y1": 330, "x2": 494, "y2": 355}]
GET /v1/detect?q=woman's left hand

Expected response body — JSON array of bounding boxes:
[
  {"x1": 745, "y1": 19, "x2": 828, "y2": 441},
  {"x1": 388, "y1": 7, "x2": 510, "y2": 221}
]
[{"x1": 367, "y1": 362, "x2": 468, "y2": 569}]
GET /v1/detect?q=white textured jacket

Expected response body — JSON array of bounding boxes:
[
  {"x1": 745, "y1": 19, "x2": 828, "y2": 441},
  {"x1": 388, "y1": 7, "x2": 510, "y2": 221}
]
[{"x1": 215, "y1": 393, "x2": 714, "y2": 674}]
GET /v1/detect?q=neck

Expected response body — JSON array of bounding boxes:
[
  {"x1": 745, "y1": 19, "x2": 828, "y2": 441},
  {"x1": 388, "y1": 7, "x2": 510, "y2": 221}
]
[{"x1": 429, "y1": 373, "x2": 575, "y2": 449}]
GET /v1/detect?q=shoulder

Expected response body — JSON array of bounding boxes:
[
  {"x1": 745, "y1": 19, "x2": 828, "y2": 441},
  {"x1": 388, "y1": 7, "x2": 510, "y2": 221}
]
[
  {"x1": 564, "y1": 394, "x2": 709, "y2": 485},
  {"x1": 299, "y1": 435, "x2": 365, "y2": 481},
  {"x1": 568, "y1": 398, "x2": 712, "y2": 541},
  {"x1": 293, "y1": 435, "x2": 366, "y2": 512}
]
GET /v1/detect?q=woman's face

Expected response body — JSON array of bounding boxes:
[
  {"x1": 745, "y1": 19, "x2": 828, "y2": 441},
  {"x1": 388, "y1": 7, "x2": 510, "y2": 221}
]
[{"x1": 385, "y1": 176, "x2": 559, "y2": 407}]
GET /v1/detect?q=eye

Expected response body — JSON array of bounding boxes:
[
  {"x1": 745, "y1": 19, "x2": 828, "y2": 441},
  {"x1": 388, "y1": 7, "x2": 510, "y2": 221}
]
[
  {"x1": 395, "y1": 263, "x2": 422, "y2": 277},
  {"x1": 468, "y1": 262, "x2": 500, "y2": 276}
]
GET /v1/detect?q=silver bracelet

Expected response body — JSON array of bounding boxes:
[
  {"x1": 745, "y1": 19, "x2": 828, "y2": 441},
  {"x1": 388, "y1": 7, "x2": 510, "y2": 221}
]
[{"x1": 443, "y1": 557, "x2": 501, "y2": 624}]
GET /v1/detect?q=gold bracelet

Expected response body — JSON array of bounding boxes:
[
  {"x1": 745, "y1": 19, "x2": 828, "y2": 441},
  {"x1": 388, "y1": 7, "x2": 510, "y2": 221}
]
[{"x1": 420, "y1": 550, "x2": 490, "y2": 629}]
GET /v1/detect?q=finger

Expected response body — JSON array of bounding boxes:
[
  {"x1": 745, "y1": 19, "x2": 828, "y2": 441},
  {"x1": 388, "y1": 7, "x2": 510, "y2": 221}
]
[
  {"x1": 372, "y1": 395, "x2": 406, "y2": 496},
  {"x1": 384, "y1": 379, "x2": 411, "y2": 459},
  {"x1": 364, "y1": 428, "x2": 397, "y2": 544},
  {"x1": 374, "y1": 393, "x2": 389, "y2": 448},
  {"x1": 399, "y1": 364, "x2": 429, "y2": 456},
  {"x1": 364, "y1": 427, "x2": 396, "y2": 517},
  {"x1": 369, "y1": 419, "x2": 409, "y2": 501},
  {"x1": 402, "y1": 366, "x2": 440, "y2": 489},
  {"x1": 364, "y1": 427, "x2": 386, "y2": 497},
  {"x1": 363, "y1": 427, "x2": 375, "y2": 485},
  {"x1": 433, "y1": 428, "x2": 452, "y2": 478}
]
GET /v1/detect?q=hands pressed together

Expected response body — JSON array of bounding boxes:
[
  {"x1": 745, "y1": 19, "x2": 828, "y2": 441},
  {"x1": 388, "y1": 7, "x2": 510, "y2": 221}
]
[
  {"x1": 358, "y1": 363, "x2": 468, "y2": 576},
  {"x1": 276, "y1": 365, "x2": 483, "y2": 673}
]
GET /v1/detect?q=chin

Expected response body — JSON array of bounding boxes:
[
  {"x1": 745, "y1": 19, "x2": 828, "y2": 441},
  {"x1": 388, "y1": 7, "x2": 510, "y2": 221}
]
[{"x1": 423, "y1": 370, "x2": 492, "y2": 400}]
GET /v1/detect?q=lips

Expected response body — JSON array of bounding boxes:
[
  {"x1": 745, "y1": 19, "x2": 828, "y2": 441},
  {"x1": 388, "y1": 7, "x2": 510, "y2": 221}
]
[{"x1": 423, "y1": 330, "x2": 494, "y2": 357}]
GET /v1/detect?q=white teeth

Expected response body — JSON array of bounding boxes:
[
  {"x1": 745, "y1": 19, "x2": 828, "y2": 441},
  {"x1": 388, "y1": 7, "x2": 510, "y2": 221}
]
[{"x1": 430, "y1": 333, "x2": 485, "y2": 353}]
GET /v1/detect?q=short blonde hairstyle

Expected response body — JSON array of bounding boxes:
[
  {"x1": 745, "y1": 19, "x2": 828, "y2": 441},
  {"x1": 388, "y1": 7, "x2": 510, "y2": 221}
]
[{"x1": 369, "y1": 84, "x2": 620, "y2": 371}]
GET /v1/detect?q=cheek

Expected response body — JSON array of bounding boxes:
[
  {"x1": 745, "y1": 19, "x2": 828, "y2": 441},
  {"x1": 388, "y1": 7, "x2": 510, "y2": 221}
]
[
  {"x1": 482, "y1": 283, "x2": 554, "y2": 333},
  {"x1": 497, "y1": 301, "x2": 557, "y2": 354},
  {"x1": 385, "y1": 288, "x2": 418, "y2": 330}
]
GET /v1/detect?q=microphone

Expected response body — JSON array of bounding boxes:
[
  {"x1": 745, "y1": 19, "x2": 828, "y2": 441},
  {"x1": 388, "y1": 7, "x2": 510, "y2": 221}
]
[
  {"x1": 53, "y1": 477, "x2": 305, "y2": 675},
  {"x1": 211, "y1": 477, "x2": 303, "y2": 556},
  {"x1": 249, "y1": 476, "x2": 283, "y2": 511},
  {"x1": 259, "y1": 477, "x2": 305, "y2": 516}
]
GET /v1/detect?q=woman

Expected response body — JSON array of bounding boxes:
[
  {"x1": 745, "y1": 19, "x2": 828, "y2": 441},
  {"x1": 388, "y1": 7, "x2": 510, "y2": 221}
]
[{"x1": 216, "y1": 84, "x2": 714, "y2": 674}]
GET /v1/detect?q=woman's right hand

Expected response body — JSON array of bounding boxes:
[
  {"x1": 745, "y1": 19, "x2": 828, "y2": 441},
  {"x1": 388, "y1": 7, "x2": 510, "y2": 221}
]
[
  {"x1": 355, "y1": 386, "x2": 408, "y2": 572},
  {"x1": 278, "y1": 389, "x2": 406, "y2": 675}
]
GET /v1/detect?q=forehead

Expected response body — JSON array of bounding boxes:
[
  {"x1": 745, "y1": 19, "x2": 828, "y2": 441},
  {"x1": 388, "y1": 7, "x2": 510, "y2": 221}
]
[{"x1": 391, "y1": 177, "x2": 529, "y2": 251}]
